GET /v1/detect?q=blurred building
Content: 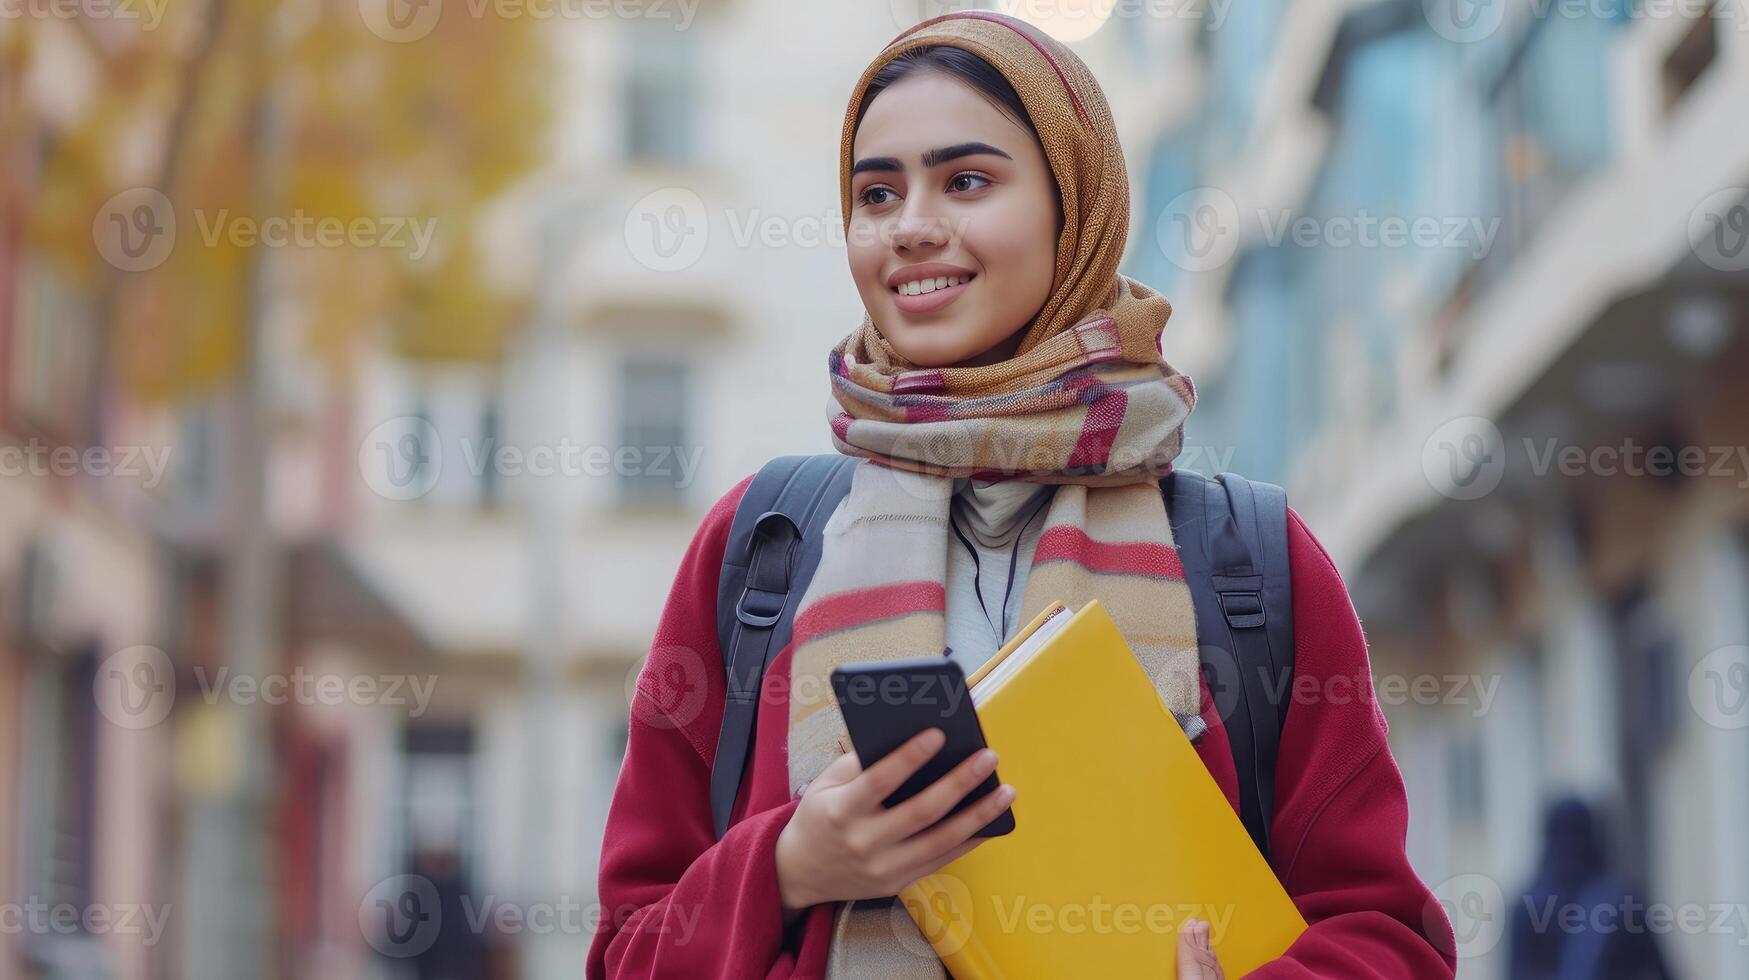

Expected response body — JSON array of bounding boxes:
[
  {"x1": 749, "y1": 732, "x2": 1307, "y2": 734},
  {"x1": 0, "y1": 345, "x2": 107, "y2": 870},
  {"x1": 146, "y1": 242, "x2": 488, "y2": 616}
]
[
  {"x1": 1133, "y1": 1, "x2": 1749, "y2": 977},
  {"x1": 7, "y1": 0, "x2": 979, "y2": 974},
  {"x1": 318, "y1": 3, "x2": 958, "y2": 978}
]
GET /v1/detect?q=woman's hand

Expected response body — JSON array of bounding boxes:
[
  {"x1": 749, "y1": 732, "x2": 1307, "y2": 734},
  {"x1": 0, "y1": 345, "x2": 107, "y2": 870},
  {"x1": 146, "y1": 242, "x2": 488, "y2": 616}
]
[
  {"x1": 1176, "y1": 918, "x2": 1225, "y2": 979},
  {"x1": 775, "y1": 727, "x2": 1017, "y2": 917}
]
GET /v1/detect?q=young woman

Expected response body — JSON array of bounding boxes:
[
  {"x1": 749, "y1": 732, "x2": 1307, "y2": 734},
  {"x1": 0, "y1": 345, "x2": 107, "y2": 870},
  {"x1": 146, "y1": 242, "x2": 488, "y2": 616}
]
[{"x1": 588, "y1": 12, "x2": 1456, "y2": 979}]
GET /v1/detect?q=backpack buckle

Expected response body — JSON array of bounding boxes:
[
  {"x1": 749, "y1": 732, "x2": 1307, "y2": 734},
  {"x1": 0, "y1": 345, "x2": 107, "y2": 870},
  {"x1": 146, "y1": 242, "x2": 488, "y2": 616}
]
[
  {"x1": 1212, "y1": 572, "x2": 1265, "y2": 629},
  {"x1": 735, "y1": 586, "x2": 786, "y2": 628}
]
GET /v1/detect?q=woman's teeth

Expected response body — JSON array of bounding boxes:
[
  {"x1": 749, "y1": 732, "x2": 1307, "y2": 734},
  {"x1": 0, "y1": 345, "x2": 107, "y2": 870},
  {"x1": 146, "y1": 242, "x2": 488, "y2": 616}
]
[{"x1": 894, "y1": 275, "x2": 972, "y2": 296}]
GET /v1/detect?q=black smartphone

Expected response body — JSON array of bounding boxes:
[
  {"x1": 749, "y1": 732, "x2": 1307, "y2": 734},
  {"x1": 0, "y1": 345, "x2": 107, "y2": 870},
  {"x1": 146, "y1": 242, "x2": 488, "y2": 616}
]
[{"x1": 829, "y1": 654, "x2": 1015, "y2": 837}]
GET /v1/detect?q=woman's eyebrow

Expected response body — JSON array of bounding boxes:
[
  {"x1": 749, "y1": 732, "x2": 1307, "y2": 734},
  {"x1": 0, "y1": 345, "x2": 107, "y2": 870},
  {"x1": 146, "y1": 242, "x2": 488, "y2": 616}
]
[{"x1": 850, "y1": 141, "x2": 1013, "y2": 176}]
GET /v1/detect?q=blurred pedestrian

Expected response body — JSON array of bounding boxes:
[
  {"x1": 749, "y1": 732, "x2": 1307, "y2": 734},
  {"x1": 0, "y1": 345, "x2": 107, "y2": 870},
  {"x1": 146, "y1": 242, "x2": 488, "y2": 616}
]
[{"x1": 1509, "y1": 796, "x2": 1677, "y2": 980}]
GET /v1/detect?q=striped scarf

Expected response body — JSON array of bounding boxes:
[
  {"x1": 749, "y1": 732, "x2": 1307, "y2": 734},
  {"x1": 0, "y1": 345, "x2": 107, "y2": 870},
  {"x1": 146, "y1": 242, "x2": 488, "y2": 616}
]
[{"x1": 793, "y1": 12, "x2": 1206, "y2": 977}]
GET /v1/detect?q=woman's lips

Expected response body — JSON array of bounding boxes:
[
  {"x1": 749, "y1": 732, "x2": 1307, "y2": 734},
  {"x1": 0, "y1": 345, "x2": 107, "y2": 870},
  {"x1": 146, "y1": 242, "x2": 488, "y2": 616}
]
[{"x1": 891, "y1": 277, "x2": 973, "y2": 315}]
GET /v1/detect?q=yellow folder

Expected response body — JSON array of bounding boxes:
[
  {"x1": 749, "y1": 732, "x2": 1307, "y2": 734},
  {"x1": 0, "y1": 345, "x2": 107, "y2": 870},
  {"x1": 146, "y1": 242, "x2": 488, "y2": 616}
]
[{"x1": 896, "y1": 599, "x2": 1308, "y2": 978}]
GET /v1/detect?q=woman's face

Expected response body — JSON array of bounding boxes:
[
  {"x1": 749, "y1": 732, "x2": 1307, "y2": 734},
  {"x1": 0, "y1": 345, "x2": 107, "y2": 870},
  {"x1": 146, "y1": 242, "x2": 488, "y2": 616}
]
[{"x1": 847, "y1": 69, "x2": 1060, "y2": 369}]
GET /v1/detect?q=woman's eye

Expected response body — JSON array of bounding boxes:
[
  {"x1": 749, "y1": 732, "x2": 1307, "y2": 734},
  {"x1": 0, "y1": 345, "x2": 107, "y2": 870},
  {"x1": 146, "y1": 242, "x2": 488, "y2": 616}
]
[
  {"x1": 949, "y1": 173, "x2": 991, "y2": 193},
  {"x1": 859, "y1": 186, "x2": 898, "y2": 207}
]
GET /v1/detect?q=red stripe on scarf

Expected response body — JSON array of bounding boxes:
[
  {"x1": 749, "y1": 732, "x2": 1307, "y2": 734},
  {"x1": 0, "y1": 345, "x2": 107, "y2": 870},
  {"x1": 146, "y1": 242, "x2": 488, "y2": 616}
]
[
  {"x1": 792, "y1": 580, "x2": 946, "y2": 643},
  {"x1": 1033, "y1": 525, "x2": 1186, "y2": 579},
  {"x1": 1067, "y1": 387, "x2": 1126, "y2": 469}
]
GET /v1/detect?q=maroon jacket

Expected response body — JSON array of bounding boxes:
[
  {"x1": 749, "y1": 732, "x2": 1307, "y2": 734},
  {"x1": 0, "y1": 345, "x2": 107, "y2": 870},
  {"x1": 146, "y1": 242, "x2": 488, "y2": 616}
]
[{"x1": 587, "y1": 473, "x2": 1458, "y2": 978}]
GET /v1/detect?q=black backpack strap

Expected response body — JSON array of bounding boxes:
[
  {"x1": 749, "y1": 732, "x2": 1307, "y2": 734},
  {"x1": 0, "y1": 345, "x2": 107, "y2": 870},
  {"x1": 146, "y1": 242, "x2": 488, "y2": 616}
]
[
  {"x1": 1166, "y1": 469, "x2": 1294, "y2": 863},
  {"x1": 709, "y1": 454, "x2": 858, "y2": 839}
]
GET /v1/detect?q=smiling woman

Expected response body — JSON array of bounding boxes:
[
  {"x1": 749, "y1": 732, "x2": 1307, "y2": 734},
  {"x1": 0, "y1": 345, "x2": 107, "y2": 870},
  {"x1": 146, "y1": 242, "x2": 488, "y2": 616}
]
[
  {"x1": 588, "y1": 12, "x2": 1457, "y2": 980},
  {"x1": 845, "y1": 47, "x2": 1062, "y2": 368}
]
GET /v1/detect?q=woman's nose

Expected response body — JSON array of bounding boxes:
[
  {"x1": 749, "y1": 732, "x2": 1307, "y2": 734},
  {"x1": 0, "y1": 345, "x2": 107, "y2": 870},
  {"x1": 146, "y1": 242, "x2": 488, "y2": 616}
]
[{"x1": 890, "y1": 207, "x2": 949, "y2": 252}]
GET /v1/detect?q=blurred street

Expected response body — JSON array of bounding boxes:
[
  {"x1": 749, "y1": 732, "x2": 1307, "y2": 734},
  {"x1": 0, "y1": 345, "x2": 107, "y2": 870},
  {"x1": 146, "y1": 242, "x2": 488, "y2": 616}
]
[{"x1": 2, "y1": 1, "x2": 1747, "y2": 978}]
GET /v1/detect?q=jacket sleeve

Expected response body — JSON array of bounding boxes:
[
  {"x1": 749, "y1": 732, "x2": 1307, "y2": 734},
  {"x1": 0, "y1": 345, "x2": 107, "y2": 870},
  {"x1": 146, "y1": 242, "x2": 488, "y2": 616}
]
[
  {"x1": 586, "y1": 474, "x2": 812, "y2": 980},
  {"x1": 1244, "y1": 509, "x2": 1458, "y2": 978}
]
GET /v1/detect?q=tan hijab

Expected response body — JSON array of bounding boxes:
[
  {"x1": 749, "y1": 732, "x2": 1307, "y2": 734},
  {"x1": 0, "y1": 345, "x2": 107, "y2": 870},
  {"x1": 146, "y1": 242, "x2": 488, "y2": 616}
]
[{"x1": 834, "y1": 9, "x2": 1178, "y2": 389}]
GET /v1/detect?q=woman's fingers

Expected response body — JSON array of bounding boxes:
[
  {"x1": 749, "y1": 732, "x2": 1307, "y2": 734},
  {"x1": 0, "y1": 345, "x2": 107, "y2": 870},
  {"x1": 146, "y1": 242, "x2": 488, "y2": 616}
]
[
  {"x1": 873, "y1": 746, "x2": 1000, "y2": 841},
  {"x1": 897, "y1": 835, "x2": 984, "y2": 891},
  {"x1": 1176, "y1": 919, "x2": 1224, "y2": 979},
  {"x1": 841, "y1": 728, "x2": 945, "y2": 812},
  {"x1": 885, "y1": 778, "x2": 1016, "y2": 872}
]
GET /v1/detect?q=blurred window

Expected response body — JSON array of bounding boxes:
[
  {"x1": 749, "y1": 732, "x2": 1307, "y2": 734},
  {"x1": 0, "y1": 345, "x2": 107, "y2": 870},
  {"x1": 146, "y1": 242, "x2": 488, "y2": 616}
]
[
  {"x1": 479, "y1": 395, "x2": 502, "y2": 508},
  {"x1": 399, "y1": 726, "x2": 477, "y2": 869},
  {"x1": 177, "y1": 401, "x2": 220, "y2": 511},
  {"x1": 21, "y1": 643, "x2": 99, "y2": 918},
  {"x1": 1478, "y1": 11, "x2": 1616, "y2": 288},
  {"x1": 1448, "y1": 726, "x2": 1486, "y2": 825},
  {"x1": 1204, "y1": 0, "x2": 1286, "y2": 159},
  {"x1": 11, "y1": 260, "x2": 95, "y2": 440},
  {"x1": 616, "y1": 358, "x2": 689, "y2": 508},
  {"x1": 1129, "y1": 120, "x2": 1204, "y2": 298},
  {"x1": 623, "y1": 26, "x2": 697, "y2": 166}
]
